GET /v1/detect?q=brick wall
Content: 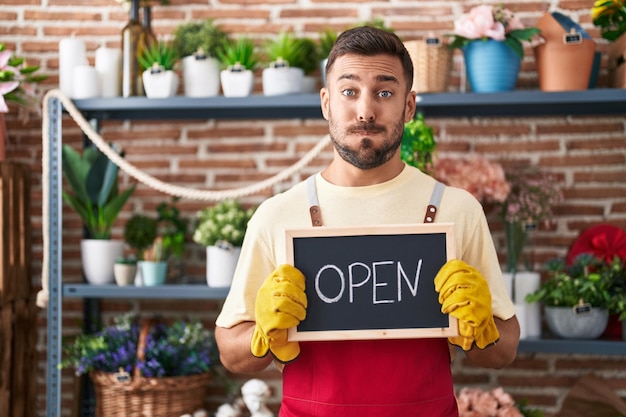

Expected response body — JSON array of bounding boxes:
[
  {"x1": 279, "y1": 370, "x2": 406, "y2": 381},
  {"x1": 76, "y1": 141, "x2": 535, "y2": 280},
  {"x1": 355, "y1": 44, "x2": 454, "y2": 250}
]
[{"x1": 1, "y1": 0, "x2": 625, "y2": 416}]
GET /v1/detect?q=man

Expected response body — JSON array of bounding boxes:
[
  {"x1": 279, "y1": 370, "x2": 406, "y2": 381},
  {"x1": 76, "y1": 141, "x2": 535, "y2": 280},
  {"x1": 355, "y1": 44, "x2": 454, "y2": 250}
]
[{"x1": 215, "y1": 25, "x2": 520, "y2": 416}]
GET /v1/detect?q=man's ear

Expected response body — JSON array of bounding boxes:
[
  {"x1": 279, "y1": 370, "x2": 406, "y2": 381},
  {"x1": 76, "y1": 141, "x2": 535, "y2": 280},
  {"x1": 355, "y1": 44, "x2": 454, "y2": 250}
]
[
  {"x1": 405, "y1": 90, "x2": 417, "y2": 123},
  {"x1": 320, "y1": 88, "x2": 330, "y2": 120}
]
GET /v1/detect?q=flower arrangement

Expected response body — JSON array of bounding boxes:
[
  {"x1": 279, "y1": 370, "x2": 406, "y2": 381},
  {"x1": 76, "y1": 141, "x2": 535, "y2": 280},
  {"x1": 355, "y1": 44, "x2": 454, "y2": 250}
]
[
  {"x1": 500, "y1": 166, "x2": 563, "y2": 273},
  {"x1": 193, "y1": 199, "x2": 255, "y2": 247},
  {"x1": 455, "y1": 387, "x2": 545, "y2": 417},
  {"x1": 0, "y1": 43, "x2": 47, "y2": 113},
  {"x1": 59, "y1": 313, "x2": 217, "y2": 378},
  {"x1": 448, "y1": 5, "x2": 540, "y2": 58},
  {"x1": 591, "y1": 0, "x2": 626, "y2": 41},
  {"x1": 433, "y1": 155, "x2": 510, "y2": 204}
]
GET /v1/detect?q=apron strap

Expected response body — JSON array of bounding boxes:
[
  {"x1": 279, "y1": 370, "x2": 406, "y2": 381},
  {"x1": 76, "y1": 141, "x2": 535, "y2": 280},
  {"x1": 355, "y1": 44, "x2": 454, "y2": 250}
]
[
  {"x1": 307, "y1": 175, "x2": 323, "y2": 227},
  {"x1": 307, "y1": 175, "x2": 445, "y2": 226},
  {"x1": 424, "y1": 181, "x2": 445, "y2": 223}
]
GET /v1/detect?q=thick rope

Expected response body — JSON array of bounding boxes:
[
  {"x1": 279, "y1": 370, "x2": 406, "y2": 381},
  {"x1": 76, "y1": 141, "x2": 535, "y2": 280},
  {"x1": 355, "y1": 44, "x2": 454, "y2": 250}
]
[{"x1": 37, "y1": 89, "x2": 330, "y2": 307}]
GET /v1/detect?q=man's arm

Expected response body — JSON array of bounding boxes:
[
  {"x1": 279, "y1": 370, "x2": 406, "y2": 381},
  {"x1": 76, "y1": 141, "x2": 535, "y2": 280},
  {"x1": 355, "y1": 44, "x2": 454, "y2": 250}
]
[
  {"x1": 215, "y1": 321, "x2": 273, "y2": 374},
  {"x1": 464, "y1": 315, "x2": 520, "y2": 369}
]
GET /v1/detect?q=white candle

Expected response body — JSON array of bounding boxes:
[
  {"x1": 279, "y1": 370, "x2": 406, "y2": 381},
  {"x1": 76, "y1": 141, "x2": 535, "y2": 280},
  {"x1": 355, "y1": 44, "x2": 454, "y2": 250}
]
[
  {"x1": 72, "y1": 65, "x2": 99, "y2": 99},
  {"x1": 59, "y1": 37, "x2": 86, "y2": 97},
  {"x1": 95, "y1": 46, "x2": 121, "y2": 97}
]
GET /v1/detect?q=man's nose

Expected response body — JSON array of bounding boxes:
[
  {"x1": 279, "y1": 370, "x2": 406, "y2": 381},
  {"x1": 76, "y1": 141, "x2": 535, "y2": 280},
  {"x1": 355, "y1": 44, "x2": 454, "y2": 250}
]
[{"x1": 356, "y1": 96, "x2": 375, "y2": 122}]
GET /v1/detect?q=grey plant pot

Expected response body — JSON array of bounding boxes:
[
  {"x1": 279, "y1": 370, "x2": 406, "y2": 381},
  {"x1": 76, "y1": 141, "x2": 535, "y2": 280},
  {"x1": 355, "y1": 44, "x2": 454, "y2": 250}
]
[{"x1": 545, "y1": 306, "x2": 609, "y2": 339}]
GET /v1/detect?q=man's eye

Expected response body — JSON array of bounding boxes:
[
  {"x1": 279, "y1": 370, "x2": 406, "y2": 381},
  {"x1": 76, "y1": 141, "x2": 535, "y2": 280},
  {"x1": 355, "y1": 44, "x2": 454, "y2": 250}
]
[
  {"x1": 379, "y1": 90, "x2": 392, "y2": 98},
  {"x1": 342, "y1": 89, "x2": 356, "y2": 97}
]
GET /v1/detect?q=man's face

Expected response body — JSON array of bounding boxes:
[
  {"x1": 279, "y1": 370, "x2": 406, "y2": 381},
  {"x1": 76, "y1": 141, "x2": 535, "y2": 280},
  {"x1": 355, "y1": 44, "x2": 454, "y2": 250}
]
[{"x1": 320, "y1": 53, "x2": 416, "y2": 170}]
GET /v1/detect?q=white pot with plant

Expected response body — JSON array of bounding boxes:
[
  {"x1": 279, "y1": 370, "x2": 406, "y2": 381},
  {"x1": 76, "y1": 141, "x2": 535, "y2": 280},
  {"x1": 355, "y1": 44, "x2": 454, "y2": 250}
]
[
  {"x1": 193, "y1": 200, "x2": 255, "y2": 287},
  {"x1": 138, "y1": 40, "x2": 179, "y2": 98},
  {"x1": 61, "y1": 144, "x2": 136, "y2": 285},
  {"x1": 173, "y1": 20, "x2": 229, "y2": 97},
  {"x1": 217, "y1": 36, "x2": 259, "y2": 97},
  {"x1": 262, "y1": 32, "x2": 306, "y2": 96}
]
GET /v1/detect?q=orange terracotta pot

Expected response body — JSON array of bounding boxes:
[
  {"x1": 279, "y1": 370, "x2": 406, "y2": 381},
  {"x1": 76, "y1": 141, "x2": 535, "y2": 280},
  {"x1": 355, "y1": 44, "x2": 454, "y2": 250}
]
[{"x1": 534, "y1": 12, "x2": 597, "y2": 91}]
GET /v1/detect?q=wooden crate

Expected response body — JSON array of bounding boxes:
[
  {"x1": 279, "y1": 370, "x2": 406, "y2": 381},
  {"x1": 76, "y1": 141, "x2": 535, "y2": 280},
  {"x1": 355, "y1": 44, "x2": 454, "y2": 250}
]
[
  {"x1": 0, "y1": 162, "x2": 32, "y2": 303},
  {"x1": 0, "y1": 299, "x2": 38, "y2": 417}
]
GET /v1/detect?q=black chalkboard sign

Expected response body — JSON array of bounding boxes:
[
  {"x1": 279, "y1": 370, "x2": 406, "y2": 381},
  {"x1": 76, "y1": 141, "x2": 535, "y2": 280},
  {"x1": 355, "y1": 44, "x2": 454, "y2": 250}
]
[{"x1": 286, "y1": 223, "x2": 458, "y2": 341}]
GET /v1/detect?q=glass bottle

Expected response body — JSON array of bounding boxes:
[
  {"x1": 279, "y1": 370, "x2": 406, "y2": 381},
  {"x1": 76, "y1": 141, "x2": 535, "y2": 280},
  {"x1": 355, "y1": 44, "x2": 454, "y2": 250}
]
[
  {"x1": 121, "y1": 0, "x2": 146, "y2": 97},
  {"x1": 142, "y1": 4, "x2": 157, "y2": 49}
]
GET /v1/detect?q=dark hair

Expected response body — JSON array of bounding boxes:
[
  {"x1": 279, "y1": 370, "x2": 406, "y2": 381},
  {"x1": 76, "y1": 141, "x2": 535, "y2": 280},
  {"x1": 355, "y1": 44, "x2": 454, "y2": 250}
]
[{"x1": 325, "y1": 25, "x2": 414, "y2": 92}]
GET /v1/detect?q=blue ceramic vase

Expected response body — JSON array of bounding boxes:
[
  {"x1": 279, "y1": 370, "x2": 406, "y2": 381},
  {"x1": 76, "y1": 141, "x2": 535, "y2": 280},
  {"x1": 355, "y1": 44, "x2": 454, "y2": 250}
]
[{"x1": 462, "y1": 39, "x2": 521, "y2": 93}]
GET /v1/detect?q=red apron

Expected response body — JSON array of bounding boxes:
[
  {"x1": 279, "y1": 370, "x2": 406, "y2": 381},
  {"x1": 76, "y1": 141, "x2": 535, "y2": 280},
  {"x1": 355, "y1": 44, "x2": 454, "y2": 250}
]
[{"x1": 279, "y1": 178, "x2": 458, "y2": 417}]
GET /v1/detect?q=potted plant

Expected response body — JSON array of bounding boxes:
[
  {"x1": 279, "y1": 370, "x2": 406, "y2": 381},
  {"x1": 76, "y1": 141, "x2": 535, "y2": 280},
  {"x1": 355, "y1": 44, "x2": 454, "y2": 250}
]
[
  {"x1": 137, "y1": 39, "x2": 179, "y2": 98},
  {"x1": 113, "y1": 256, "x2": 137, "y2": 286},
  {"x1": 192, "y1": 199, "x2": 255, "y2": 287},
  {"x1": 172, "y1": 20, "x2": 229, "y2": 97},
  {"x1": 526, "y1": 254, "x2": 616, "y2": 339},
  {"x1": 400, "y1": 112, "x2": 436, "y2": 175},
  {"x1": 291, "y1": 36, "x2": 320, "y2": 93},
  {"x1": 139, "y1": 236, "x2": 168, "y2": 286},
  {"x1": 448, "y1": 4, "x2": 539, "y2": 92},
  {"x1": 61, "y1": 144, "x2": 136, "y2": 285},
  {"x1": 262, "y1": 31, "x2": 306, "y2": 96},
  {"x1": 216, "y1": 36, "x2": 259, "y2": 97},
  {"x1": 58, "y1": 313, "x2": 217, "y2": 416},
  {"x1": 592, "y1": 0, "x2": 626, "y2": 88},
  {"x1": 318, "y1": 28, "x2": 338, "y2": 86}
]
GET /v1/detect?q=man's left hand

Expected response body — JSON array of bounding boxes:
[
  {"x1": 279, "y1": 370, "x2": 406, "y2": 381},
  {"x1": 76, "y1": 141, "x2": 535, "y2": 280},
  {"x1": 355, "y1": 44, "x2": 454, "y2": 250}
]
[{"x1": 434, "y1": 259, "x2": 500, "y2": 350}]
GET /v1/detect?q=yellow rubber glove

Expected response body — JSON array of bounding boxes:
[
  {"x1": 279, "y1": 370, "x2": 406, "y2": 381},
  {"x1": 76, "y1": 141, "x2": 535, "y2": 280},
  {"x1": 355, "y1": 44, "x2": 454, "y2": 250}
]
[
  {"x1": 251, "y1": 264, "x2": 307, "y2": 363},
  {"x1": 434, "y1": 260, "x2": 500, "y2": 351}
]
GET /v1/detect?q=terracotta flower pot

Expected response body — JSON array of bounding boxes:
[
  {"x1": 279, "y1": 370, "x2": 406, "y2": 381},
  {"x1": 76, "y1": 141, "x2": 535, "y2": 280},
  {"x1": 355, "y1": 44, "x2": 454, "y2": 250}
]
[{"x1": 534, "y1": 12, "x2": 597, "y2": 91}]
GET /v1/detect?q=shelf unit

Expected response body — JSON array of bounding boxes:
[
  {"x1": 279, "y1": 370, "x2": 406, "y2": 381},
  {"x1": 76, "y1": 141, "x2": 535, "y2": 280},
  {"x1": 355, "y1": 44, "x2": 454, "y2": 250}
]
[{"x1": 45, "y1": 89, "x2": 626, "y2": 417}]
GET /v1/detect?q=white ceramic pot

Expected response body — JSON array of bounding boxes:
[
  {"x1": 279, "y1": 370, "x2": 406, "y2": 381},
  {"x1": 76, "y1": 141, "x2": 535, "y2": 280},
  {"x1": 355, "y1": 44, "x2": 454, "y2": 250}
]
[
  {"x1": 262, "y1": 66, "x2": 303, "y2": 96},
  {"x1": 220, "y1": 68, "x2": 254, "y2": 97},
  {"x1": 182, "y1": 55, "x2": 220, "y2": 97},
  {"x1": 545, "y1": 306, "x2": 609, "y2": 339},
  {"x1": 301, "y1": 75, "x2": 318, "y2": 94},
  {"x1": 142, "y1": 68, "x2": 178, "y2": 98},
  {"x1": 206, "y1": 245, "x2": 241, "y2": 287},
  {"x1": 113, "y1": 263, "x2": 136, "y2": 286},
  {"x1": 80, "y1": 239, "x2": 124, "y2": 285}
]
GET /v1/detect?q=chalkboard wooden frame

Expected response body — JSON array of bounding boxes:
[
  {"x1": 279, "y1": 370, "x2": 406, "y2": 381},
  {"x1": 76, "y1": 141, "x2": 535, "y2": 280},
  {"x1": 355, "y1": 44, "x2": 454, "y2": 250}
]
[{"x1": 286, "y1": 223, "x2": 458, "y2": 341}]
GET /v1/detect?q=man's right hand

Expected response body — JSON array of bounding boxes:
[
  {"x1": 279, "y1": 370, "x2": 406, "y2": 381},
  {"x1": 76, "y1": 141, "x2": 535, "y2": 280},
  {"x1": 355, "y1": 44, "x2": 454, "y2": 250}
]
[{"x1": 251, "y1": 264, "x2": 307, "y2": 363}]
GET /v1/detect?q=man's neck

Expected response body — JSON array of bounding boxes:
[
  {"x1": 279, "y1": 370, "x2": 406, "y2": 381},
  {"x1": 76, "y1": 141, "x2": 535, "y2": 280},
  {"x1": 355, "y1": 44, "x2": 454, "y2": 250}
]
[{"x1": 321, "y1": 156, "x2": 405, "y2": 187}]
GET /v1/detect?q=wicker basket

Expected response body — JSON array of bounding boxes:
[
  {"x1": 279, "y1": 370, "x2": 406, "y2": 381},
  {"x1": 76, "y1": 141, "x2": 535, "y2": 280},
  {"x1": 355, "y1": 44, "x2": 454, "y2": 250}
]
[
  {"x1": 90, "y1": 321, "x2": 211, "y2": 417},
  {"x1": 404, "y1": 38, "x2": 452, "y2": 94}
]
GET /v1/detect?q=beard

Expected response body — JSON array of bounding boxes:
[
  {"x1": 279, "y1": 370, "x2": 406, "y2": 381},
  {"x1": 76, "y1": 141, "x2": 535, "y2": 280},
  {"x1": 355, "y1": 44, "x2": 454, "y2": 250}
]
[{"x1": 328, "y1": 111, "x2": 405, "y2": 170}]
